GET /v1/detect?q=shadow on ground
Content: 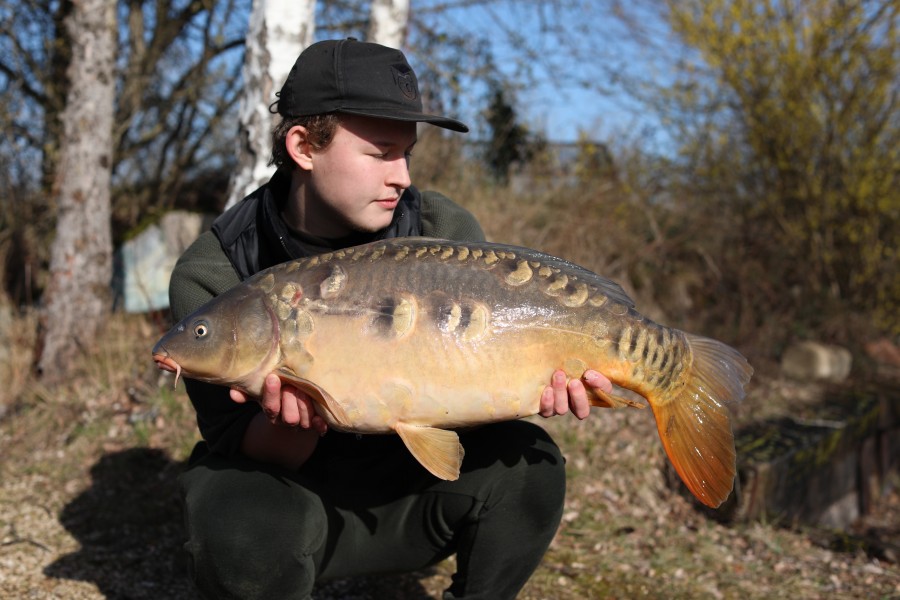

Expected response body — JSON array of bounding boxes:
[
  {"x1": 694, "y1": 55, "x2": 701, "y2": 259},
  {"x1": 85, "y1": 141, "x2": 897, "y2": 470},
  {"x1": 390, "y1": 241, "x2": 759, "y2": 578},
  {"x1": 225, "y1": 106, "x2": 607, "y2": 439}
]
[
  {"x1": 43, "y1": 448, "x2": 194, "y2": 598},
  {"x1": 44, "y1": 447, "x2": 440, "y2": 599}
]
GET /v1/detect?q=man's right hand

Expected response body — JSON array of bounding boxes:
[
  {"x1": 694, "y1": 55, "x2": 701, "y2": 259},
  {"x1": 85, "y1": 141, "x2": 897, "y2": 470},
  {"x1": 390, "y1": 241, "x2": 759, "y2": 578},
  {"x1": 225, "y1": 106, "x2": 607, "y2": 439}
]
[{"x1": 232, "y1": 373, "x2": 329, "y2": 434}]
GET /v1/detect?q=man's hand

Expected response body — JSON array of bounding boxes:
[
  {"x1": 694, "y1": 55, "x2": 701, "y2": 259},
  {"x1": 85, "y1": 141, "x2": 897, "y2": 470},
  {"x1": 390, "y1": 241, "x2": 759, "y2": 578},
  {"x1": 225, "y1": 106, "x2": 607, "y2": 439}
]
[
  {"x1": 231, "y1": 374, "x2": 328, "y2": 435},
  {"x1": 539, "y1": 369, "x2": 612, "y2": 420}
]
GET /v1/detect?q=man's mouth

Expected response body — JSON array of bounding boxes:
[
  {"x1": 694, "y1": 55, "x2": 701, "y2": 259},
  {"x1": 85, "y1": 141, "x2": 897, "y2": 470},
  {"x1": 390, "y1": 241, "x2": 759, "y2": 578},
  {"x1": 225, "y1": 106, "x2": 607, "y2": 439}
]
[{"x1": 376, "y1": 197, "x2": 399, "y2": 208}]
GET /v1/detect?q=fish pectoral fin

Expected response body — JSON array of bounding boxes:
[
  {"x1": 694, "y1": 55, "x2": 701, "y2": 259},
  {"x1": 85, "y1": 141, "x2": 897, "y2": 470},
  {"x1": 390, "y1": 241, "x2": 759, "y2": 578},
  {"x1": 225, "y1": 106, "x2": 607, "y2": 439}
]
[
  {"x1": 394, "y1": 422, "x2": 464, "y2": 481},
  {"x1": 275, "y1": 368, "x2": 350, "y2": 424},
  {"x1": 588, "y1": 386, "x2": 647, "y2": 409}
]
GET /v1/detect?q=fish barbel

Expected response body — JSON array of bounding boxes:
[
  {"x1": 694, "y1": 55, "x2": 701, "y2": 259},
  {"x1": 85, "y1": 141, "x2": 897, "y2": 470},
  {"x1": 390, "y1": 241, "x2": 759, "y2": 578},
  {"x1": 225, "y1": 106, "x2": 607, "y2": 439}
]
[{"x1": 153, "y1": 238, "x2": 752, "y2": 508}]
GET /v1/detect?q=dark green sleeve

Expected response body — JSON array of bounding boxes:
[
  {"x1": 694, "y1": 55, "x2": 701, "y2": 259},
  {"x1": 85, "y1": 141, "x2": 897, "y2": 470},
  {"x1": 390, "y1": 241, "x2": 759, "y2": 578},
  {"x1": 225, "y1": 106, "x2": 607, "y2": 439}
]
[
  {"x1": 169, "y1": 231, "x2": 241, "y2": 321},
  {"x1": 420, "y1": 191, "x2": 486, "y2": 242},
  {"x1": 168, "y1": 231, "x2": 260, "y2": 457}
]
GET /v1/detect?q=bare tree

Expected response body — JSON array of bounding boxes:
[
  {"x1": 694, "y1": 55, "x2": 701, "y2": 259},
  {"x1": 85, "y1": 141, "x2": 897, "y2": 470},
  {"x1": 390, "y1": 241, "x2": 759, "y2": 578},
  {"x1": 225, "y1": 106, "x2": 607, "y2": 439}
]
[
  {"x1": 0, "y1": 1, "x2": 247, "y2": 309},
  {"x1": 368, "y1": 0, "x2": 410, "y2": 47},
  {"x1": 225, "y1": 0, "x2": 317, "y2": 209},
  {"x1": 113, "y1": 0, "x2": 247, "y2": 225},
  {"x1": 37, "y1": 0, "x2": 116, "y2": 378}
]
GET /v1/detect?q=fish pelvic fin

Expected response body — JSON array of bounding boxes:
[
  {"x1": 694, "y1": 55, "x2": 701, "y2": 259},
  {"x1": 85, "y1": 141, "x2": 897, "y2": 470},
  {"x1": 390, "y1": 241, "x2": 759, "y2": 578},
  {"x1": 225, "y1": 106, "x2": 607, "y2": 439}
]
[
  {"x1": 394, "y1": 422, "x2": 464, "y2": 481},
  {"x1": 276, "y1": 369, "x2": 350, "y2": 426},
  {"x1": 649, "y1": 333, "x2": 753, "y2": 508}
]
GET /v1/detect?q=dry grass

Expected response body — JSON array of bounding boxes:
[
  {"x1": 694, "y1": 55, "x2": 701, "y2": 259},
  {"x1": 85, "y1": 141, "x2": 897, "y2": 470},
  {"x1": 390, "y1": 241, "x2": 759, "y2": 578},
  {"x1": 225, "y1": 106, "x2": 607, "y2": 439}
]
[{"x1": 0, "y1": 302, "x2": 898, "y2": 599}]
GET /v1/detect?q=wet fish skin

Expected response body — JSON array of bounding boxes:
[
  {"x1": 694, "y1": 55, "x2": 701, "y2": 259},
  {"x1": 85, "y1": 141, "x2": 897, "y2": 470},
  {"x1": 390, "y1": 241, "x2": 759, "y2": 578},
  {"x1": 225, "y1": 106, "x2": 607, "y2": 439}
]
[{"x1": 153, "y1": 237, "x2": 753, "y2": 508}]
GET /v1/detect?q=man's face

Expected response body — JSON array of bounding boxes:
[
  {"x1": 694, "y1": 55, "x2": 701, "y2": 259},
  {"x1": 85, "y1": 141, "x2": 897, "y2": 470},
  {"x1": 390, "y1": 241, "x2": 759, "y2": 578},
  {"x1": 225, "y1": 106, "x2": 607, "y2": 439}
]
[{"x1": 305, "y1": 114, "x2": 416, "y2": 238}]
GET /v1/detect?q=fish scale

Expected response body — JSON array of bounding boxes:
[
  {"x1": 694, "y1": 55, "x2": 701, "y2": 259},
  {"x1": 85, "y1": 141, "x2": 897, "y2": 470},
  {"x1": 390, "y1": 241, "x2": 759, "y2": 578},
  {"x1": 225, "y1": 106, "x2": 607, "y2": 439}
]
[{"x1": 153, "y1": 237, "x2": 753, "y2": 508}]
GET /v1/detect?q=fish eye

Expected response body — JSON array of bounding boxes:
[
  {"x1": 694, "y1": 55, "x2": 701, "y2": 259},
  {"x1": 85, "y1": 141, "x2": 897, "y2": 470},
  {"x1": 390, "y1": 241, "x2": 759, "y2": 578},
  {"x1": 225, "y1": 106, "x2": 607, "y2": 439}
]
[{"x1": 193, "y1": 321, "x2": 209, "y2": 338}]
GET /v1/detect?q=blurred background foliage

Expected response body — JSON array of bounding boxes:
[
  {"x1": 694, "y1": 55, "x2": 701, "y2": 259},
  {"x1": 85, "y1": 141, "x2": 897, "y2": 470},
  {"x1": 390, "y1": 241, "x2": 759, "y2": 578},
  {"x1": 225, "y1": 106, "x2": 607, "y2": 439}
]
[{"x1": 0, "y1": 0, "x2": 897, "y2": 367}]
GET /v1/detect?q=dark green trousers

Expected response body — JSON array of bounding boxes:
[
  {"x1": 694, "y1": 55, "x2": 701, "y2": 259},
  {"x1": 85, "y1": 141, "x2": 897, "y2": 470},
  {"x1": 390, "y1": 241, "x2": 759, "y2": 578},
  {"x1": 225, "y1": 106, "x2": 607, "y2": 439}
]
[{"x1": 178, "y1": 421, "x2": 566, "y2": 600}]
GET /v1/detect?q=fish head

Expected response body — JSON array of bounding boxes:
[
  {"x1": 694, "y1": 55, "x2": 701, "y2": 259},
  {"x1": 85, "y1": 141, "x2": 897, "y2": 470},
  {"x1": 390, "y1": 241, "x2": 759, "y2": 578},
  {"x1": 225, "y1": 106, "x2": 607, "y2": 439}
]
[{"x1": 152, "y1": 284, "x2": 280, "y2": 396}]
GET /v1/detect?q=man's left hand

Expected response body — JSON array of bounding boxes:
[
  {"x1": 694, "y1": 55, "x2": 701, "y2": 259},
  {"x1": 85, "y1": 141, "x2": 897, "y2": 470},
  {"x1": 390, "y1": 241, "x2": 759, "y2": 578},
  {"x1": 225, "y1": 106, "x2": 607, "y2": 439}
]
[{"x1": 539, "y1": 369, "x2": 612, "y2": 420}]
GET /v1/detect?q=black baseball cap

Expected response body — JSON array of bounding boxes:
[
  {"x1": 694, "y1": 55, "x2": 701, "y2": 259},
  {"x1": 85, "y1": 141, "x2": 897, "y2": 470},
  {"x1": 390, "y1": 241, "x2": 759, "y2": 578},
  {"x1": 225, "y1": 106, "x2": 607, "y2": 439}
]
[{"x1": 274, "y1": 38, "x2": 468, "y2": 133}]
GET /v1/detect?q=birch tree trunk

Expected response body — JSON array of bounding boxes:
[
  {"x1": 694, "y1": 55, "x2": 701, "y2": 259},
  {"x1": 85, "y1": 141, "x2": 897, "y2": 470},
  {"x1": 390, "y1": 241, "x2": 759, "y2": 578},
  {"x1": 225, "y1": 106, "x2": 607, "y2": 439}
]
[
  {"x1": 368, "y1": 0, "x2": 410, "y2": 48},
  {"x1": 224, "y1": 0, "x2": 316, "y2": 209},
  {"x1": 37, "y1": 0, "x2": 116, "y2": 379}
]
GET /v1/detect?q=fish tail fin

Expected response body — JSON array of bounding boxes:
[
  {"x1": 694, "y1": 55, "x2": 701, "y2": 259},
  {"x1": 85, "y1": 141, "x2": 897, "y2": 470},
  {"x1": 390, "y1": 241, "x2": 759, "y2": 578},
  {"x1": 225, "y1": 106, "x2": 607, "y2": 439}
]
[{"x1": 648, "y1": 333, "x2": 753, "y2": 508}]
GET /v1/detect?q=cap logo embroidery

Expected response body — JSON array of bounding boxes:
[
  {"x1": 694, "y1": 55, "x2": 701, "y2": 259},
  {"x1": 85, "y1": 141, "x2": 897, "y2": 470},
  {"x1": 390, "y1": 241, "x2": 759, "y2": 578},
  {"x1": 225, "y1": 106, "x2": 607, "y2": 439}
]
[{"x1": 391, "y1": 65, "x2": 418, "y2": 100}]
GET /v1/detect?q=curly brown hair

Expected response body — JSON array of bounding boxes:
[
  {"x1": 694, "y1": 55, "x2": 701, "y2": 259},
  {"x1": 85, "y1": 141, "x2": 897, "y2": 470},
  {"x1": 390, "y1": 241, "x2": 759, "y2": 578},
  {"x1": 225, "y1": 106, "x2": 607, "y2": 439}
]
[{"x1": 269, "y1": 113, "x2": 341, "y2": 171}]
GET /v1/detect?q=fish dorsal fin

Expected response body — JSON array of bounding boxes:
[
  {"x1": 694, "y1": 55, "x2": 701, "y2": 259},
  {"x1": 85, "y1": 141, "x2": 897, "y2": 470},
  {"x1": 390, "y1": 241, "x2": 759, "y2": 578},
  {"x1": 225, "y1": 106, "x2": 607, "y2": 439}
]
[
  {"x1": 398, "y1": 238, "x2": 636, "y2": 308},
  {"x1": 276, "y1": 368, "x2": 350, "y2": 426},
  {"x1": 394, "y1": 422, "x2": 464, "y2": 481}
]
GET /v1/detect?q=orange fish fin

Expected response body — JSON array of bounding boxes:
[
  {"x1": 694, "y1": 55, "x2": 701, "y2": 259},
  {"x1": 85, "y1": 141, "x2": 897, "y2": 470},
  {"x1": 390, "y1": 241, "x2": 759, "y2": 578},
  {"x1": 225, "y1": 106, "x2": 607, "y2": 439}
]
[
  {"x1": 588, "y1": 387, "x2": 647, "y2": 409},
  {"x1": 649, "y1": 333, "x2": 753, "y2": 508},
  {"x1": 394, "y1": 422, "x2": 464, "y2": 481},
  {"x1": 276, "y1": 369, "x2": 350, "y2": 425}
]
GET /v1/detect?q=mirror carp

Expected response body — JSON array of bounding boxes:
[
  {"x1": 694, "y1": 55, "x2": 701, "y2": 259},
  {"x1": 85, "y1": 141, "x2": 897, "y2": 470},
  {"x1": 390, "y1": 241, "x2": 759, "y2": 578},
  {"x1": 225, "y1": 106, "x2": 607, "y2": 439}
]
[{"x1": 153, "y1": 237, "x2": 753, "y2": 508}]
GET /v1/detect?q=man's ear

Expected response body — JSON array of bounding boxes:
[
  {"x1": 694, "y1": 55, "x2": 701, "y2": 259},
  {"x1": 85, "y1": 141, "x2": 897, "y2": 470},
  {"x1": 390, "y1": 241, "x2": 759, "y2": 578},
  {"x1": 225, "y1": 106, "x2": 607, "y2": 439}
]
[{"x1": 286, "y1": 125, "x2": 314, "y2": 171}]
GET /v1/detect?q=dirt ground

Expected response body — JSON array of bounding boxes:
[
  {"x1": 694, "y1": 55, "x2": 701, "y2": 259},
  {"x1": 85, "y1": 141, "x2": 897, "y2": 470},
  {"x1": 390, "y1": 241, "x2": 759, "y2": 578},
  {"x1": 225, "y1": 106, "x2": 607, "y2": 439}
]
[{"x1": 1, "y1": 412, "x2": 898, "y2": 599}]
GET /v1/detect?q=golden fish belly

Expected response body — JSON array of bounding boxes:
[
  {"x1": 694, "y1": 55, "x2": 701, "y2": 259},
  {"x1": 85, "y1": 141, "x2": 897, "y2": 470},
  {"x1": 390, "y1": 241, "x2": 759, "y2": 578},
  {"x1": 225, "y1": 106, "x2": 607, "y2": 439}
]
[{"x1": 285, "y1": 304, "x2": 616, "y2": 433}]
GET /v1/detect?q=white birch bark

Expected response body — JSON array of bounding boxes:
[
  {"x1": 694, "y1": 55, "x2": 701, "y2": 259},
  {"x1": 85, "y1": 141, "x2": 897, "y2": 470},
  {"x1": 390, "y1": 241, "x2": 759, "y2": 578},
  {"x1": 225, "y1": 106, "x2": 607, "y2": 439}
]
[
  {"x1": 368, "y1": 0, "x2": 410, "y2": 48},
  {"x1": 225, "y1": 0, "x2": 316, "y2": 209},
  {"x1": 38, "y1": 0, "x2": 116, "y2": 378}
]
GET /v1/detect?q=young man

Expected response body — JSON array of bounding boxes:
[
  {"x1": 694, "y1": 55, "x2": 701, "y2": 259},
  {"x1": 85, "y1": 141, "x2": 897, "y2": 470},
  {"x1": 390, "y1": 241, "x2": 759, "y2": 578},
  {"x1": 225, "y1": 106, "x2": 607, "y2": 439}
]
[{"x1": 170, "y1": 38, "x2": 612, "y2": 599}]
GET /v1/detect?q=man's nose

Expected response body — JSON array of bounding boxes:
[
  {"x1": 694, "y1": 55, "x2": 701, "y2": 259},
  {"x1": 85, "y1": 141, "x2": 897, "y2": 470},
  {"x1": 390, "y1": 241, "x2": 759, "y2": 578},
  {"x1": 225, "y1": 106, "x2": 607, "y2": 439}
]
[{"x1": 388, "y1": 156, "x2": 412, "y2": 189}]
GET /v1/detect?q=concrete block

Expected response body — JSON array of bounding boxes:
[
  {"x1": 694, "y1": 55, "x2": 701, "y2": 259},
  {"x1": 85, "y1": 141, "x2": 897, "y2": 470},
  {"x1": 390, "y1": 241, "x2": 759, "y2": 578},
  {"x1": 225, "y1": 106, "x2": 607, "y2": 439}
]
[
  {"x1": 114, "y1": 211, "x2": 216, "y2": 313},
  {"x1": 781, "y1": 341, "x2": 852, "y2": 382}
]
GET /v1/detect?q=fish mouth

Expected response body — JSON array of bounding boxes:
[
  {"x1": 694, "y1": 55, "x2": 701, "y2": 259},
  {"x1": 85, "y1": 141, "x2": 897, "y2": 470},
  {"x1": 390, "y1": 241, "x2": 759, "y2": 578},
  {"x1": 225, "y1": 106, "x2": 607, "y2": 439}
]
[{"x1": 153, "y1": 352, "x2": 183, "y2": 388}]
